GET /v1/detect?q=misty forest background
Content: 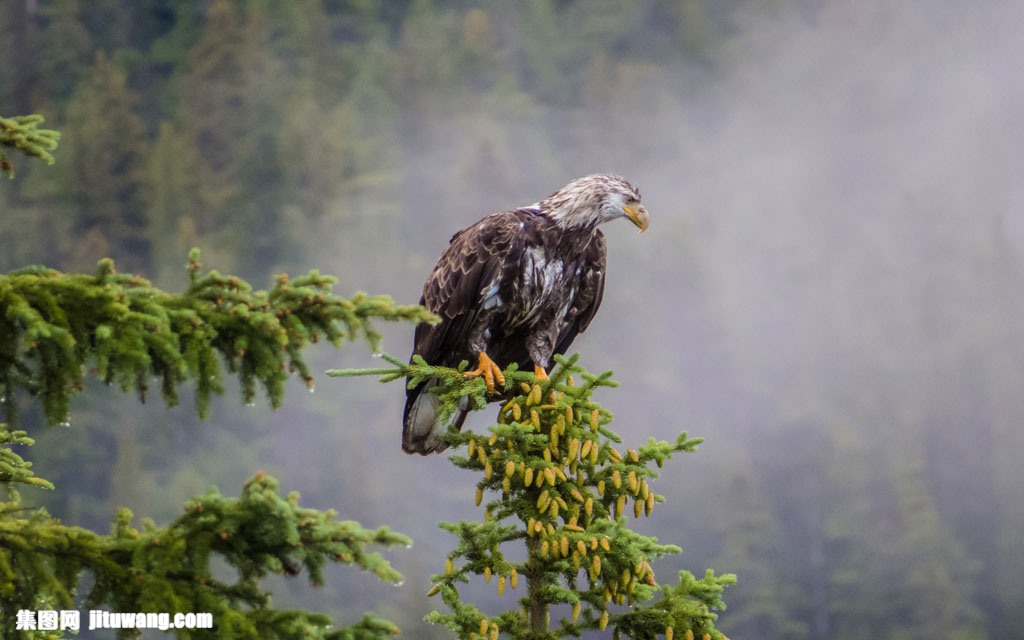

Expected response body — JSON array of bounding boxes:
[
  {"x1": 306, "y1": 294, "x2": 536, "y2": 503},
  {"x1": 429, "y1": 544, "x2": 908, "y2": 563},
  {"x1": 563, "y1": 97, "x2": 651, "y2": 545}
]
[{"x1": 3, "y1": 1, "x2": 1024, "y2": 638}]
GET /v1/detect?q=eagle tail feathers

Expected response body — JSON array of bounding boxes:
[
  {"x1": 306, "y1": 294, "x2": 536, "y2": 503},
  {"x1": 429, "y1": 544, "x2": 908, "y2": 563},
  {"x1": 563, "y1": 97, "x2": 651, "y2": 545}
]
[{"x1": 402, "y1": 379, "x2": 470, "y2": 455}]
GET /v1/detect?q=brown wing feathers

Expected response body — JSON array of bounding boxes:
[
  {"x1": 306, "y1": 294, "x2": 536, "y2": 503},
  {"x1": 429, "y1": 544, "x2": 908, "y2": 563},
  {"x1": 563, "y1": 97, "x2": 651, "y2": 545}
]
[
  {"x1": 403, "y1": 209, "x2": 607, "y2": 454},
  {"x1": 402, "y1": 213, "x2": 520, "y2": 453},
  {"x1": 555, "y1": 230, "x2": 606, "y2": 357},
  {"x1": 413, "y1": 213, "x2": 519, "y2": 367}
]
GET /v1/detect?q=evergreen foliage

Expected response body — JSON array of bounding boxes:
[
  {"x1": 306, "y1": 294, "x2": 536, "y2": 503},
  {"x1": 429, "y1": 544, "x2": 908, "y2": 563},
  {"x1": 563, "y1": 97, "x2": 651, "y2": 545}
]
[
  {"x1": 1, "y1": 424, "x2": 409, "y2": 640},
  {"x1": 0, "y1": 249, "x2": 435, "y2": 427},
  {"x1": 0, "y1": 428, "x2": 54, "y2": 493},
  {"x1": 329, "y1": 354, "x2": 735, "y2": 639},
  {"x1": 0, "y1": 114, "x2": 60, "y2": 178},
  {"x1": 0, "y1": 246, "x2": 433, "y2": 639}
]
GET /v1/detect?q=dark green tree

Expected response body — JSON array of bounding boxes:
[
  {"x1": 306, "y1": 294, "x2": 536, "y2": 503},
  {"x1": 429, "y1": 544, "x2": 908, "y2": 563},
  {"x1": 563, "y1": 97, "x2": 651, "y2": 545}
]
[
  {"x1": 145, "y1": 121, "x2": 203, "y2": 288},
  {"x1": 180, "y1": 0, "x2": 290, "y2": 274},
  {"x1": 35, "y1": 0, "x2": 93, "y2": 104},
  {"x1": 711, "y1": 456, "x2": 802, "y2": 638},
  {"x1": 62, "y1": 51, "x2": 151, "y2": 272}
]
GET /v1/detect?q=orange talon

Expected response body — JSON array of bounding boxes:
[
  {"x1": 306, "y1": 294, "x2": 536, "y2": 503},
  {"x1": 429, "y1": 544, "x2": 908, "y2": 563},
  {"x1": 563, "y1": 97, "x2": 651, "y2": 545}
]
[
  {"x1": 534, "y1": 365, "x2": 560, "y2": 401},
  {"x1": 465, "y1": 351, "x2": 505, "y2": 394}
]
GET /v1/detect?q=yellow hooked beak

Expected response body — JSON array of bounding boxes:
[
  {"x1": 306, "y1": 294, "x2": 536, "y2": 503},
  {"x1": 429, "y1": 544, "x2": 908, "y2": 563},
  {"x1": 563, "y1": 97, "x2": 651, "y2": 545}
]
[{"x1": 623, "y1": 203, "x2": 649, "y2": 232}]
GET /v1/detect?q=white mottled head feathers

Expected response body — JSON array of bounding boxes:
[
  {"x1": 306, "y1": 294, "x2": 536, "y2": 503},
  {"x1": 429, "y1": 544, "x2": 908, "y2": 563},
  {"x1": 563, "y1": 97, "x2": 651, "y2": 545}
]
[{"x1": 538, "y1": 174, "x2": 647, "y2": 232}]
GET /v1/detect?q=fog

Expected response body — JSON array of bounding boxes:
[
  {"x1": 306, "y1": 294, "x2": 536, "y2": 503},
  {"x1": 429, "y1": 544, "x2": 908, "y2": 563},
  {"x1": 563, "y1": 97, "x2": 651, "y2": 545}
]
[
  {"x1": 9, "y1": 1, "x2": 1024, "y2": 638},
  {"x1": 315, "y1": 4, "x2": 1024, "y2": 637}
]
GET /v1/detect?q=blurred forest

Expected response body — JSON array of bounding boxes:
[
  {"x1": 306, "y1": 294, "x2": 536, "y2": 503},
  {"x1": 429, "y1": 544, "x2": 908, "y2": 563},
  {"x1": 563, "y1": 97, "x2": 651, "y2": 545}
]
[{"x1": 3, "y1": 0, "x2": 1024, "y2": 638}]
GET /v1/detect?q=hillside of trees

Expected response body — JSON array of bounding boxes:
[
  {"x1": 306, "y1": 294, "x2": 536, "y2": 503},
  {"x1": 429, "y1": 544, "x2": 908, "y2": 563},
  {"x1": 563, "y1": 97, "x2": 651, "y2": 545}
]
[{"x1": 3, "y1": 1, "x2": 1024, "y2": 638}]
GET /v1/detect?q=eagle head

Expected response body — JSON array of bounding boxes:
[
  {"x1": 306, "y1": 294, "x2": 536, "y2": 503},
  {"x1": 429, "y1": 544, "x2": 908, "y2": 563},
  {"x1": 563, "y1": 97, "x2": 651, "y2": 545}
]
[{"x1": 540, "y1": 173, "x2": 649, "y2": 232}]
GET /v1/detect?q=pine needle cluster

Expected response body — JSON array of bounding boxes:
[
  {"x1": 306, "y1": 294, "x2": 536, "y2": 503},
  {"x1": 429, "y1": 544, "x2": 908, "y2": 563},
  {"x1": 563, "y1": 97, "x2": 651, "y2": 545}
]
[
  {"x1": 0, "y1": 114, "x2": 60, "y2": 178},
  {"x1": 0, "y1": 249, "x2": 436, "y2": 426},
  {"x1": 330, "y1": 354, "x2": 734, "y2": 639}
]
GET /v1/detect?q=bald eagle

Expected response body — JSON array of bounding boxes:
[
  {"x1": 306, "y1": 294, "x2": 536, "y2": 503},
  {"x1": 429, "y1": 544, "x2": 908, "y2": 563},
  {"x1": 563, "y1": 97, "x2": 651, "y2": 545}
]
[{"x1": 402, "y1": 173, "x2": 649, "y2": 454}]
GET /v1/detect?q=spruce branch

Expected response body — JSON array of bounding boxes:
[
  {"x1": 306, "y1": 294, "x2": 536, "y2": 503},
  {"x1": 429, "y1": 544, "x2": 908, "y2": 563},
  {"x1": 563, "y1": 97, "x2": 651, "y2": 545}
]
[
  {"x1": 331, "y1": 354, "x2": 734, "y2": 638},
  {"x1": 0, "y1": 428, "x2": 407, "y2": 639},
  {"x1": 0, "y1": 114, "x2": 61, "y2": 178},
  {"x1": 0, "y1": 250, "x2": 436, "y2": 426},
  {"x1": 329, "y1": 352, "x2": 526, "y2": 427},
  {"x1": 0, "y1": 428, "x2": 54, "y2": 495}
]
